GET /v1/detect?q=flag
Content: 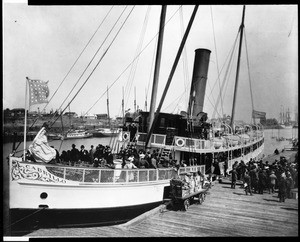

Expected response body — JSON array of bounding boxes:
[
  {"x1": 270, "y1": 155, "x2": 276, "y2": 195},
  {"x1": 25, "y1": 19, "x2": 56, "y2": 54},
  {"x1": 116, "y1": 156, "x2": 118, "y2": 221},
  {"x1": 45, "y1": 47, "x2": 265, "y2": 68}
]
[
  {"x1": 252, "y1": 110, "x2": 266, "y2": 119},
  {"x1": 28, "y1": 78, "x2": 49, "y2": 106}
]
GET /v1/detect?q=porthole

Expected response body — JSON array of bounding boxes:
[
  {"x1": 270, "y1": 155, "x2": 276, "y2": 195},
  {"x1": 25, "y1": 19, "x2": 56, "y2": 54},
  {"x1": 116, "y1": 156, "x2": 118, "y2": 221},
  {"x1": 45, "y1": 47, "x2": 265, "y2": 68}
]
[{"x1": 40, "y1": 192, "x2": 48, "y2": 199}]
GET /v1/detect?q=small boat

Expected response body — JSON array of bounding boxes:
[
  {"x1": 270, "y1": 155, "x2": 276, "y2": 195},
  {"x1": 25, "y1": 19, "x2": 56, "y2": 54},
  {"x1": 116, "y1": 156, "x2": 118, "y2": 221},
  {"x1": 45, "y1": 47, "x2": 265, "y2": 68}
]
[
  {"x1": 63, "y1": 129, "x2": 93, "y2": 139},
  {"x1": 47, "y1": 133, "x2": 64, "y2": 140},
  {"x1": 91, "y1": 127, "x2": 120, "y2": 137}
]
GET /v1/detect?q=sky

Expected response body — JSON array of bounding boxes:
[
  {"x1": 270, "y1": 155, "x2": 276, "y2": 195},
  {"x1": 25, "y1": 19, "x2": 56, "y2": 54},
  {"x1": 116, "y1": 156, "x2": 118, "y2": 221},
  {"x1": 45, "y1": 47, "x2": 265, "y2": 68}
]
[{"x1": 3, "y1": 3, "x2": 298, "y2": 123}]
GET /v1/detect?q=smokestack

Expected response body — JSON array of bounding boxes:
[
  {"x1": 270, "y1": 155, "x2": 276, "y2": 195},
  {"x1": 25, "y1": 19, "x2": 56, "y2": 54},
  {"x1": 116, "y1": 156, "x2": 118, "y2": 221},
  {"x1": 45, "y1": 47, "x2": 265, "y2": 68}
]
[{"x1": 187, "y1": 48, "x2": 211, "y2": 118}]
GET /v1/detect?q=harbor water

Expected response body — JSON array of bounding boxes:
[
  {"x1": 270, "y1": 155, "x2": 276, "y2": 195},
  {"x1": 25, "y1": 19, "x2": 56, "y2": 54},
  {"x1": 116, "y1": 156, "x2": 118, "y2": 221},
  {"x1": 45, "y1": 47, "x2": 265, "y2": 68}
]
[{"x1": 2, "y1": 128, "x2": 298, "y2": 161}]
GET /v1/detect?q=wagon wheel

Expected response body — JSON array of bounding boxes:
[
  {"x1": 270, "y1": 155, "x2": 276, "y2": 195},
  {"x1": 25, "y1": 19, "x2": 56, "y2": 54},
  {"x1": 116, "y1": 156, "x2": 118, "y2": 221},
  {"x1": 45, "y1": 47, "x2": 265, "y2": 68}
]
[
  {"x1": 198, "y1": 193, "x2": 203, "y2": 204},
  {"x1": 183, "y1": 199, "x2": 190, "y2": 211}
]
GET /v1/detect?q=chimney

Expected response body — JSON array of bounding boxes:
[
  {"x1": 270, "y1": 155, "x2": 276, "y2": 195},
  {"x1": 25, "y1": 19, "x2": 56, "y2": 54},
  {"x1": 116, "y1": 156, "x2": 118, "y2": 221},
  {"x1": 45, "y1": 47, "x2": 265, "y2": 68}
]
[{"x1": 187, "y1": 48, "x2": 211, "y2": 118}]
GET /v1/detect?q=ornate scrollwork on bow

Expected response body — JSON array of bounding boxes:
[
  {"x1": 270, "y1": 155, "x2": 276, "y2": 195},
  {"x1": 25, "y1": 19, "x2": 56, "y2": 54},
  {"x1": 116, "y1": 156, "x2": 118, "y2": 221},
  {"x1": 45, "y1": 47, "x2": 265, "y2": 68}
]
[{"x1": 11, "y1": 159, "x2": 65, "y2": 183}]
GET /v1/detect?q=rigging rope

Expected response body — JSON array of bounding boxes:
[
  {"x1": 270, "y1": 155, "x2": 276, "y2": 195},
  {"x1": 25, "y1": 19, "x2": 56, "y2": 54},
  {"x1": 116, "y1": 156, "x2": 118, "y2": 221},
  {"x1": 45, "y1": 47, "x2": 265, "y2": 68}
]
[
  {"x1": 85, "y1": 6, "x2": 183, "y2": 118},
  {"x1": 14, "y1": 6, "x2": 116, "y2": 153},
  {"x1": 124, "y1": 6, "x2": 151, "y2": 111},
  {"x1": 50, "y1": 6, "x2": 135, "y2": 129},
  {"x1": 179, "y1": 7, "x2": 190, "y2": 112},
  {"x1": 244, "y1": 30, "x2": 255, "y2": 123},
  {"x1": 211, "y1": 31, "x2": 240, "y2": 119},
  {"x1": 45, "y1": 6, "x2": 115, "y2": 115},
  {"x1": 50, "y1": 6, "x2": 129, "y2": 125},
  {"x1": 210, "y1": 6, "x2": 224, "y2": 117},
  {"x1": 144, "y1": 36, "x2": 157, "y2": 112}
]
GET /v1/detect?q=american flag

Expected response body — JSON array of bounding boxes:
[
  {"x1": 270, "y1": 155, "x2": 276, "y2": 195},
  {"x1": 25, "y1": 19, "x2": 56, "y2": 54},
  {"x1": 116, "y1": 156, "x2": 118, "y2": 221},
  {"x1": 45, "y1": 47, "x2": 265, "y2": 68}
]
[{"x1": 28, "y1": 78, "x2": 50, "y2": 106}]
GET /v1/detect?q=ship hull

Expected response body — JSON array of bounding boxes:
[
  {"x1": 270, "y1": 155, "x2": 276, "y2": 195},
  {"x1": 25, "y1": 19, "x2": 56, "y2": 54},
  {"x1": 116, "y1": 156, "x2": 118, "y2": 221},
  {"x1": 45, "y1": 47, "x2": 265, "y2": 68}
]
[
  {"x1": 92, "y1": 132, "x2": 118, "y2": 137},
  {"x1": 63, "y1": 134, "x2": 93, "y2": 139},
  {"x1": 9, "y1": 201, "x2": 161, "y2": 236}
]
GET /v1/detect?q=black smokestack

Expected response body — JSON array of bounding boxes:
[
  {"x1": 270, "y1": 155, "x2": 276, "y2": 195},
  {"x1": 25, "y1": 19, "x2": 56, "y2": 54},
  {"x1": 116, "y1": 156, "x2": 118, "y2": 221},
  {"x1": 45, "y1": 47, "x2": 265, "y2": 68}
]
[{"x1": 187, "y1": 48, "x2": 211, "y2": 118}]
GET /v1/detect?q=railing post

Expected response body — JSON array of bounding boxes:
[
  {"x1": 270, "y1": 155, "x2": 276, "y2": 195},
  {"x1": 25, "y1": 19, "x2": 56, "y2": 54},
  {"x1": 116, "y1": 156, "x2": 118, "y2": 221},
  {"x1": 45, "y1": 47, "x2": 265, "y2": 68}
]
[
  {"x1": 82, "y1": 168, "x2": 85, "y2": 182},
  {"x1": 63, "y1": 167, "x2": 66, "y2": 180},
  {"x1": 98, "y1": 169, "x2": 101, "y2": 183}
]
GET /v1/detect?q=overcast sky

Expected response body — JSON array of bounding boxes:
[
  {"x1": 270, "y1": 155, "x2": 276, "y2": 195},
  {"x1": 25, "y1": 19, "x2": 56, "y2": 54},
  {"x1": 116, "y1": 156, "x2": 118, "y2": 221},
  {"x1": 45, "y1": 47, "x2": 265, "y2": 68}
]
[{"x1": 3, "y1": 3, "x2": 298, "y2": 123}]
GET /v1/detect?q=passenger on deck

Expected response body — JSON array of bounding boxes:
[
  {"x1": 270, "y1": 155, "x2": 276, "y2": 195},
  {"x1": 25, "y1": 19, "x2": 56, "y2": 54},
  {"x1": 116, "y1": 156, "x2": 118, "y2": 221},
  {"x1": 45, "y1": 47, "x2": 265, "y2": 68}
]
[
  {"x1": 124, "y1": 157, "x2": 137, "y2": 169},
  {"x1": 50, "y1": 146, "x2": 60, "y2": 163},
  {"x1": 60, "y1": 150, "x2": 69, "y2": 164},
  {"x1": 70, "y1": 144, "x2": 79, "y2": 166},
  {"x1": 79, "y1": 145, "x2": 89, "y2": 165},
  {"x1": 149, "y1": 154, "x2": 158, "y2": 169},
  {"x1": 89, "y1": 145, "x2": 95, "y2": 165},
  {"x1": 106, "y1": 148, "x2": 114, "y2": 168},
  {"x1": 25, "y1": 150, "x2": 36, "y2": 162},
  {"x1": 138, "y1": 152, "x2": 149, "y2": 168}
]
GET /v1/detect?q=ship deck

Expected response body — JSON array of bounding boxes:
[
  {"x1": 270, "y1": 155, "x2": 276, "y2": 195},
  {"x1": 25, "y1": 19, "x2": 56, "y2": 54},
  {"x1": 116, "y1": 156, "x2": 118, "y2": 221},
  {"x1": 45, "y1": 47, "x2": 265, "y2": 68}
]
[{"x1": 25, "y1": 179, "x2": 298, "y2": 237}]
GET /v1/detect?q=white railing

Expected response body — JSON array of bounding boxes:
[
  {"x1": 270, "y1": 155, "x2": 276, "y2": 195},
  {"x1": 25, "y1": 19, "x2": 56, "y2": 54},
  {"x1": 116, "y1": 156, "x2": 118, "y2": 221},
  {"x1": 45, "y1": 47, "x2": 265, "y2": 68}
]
[
  {"x1": 136, "y1": 132, "x2": 166, "y2": 146},
  {"x1": 45, "y1": 165, "x2": 206, "y2": 184},
  {"x1": 173, "y1": 136, "x2": 212, "y2": 150}
]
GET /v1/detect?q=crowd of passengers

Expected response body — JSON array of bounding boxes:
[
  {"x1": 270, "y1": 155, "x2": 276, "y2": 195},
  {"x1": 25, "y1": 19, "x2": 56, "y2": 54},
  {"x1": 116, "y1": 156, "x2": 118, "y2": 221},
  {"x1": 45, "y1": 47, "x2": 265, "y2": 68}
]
[
  {"x1": 43, "y1": 143, "x2": 186, "y2": 169},
  {"x1": 227, "y1": 150, "x2": 298, "y2": 202}
]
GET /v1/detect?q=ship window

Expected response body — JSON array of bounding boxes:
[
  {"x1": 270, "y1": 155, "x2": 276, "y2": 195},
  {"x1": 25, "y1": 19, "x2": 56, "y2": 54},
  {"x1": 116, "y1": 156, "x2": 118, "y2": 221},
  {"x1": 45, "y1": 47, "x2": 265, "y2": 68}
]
[
  {"x1": 159, "y1": 117, "x2": 166, "y2": 127},
  {"x1": 40, "y1": 192, "x2": 48, "y2": 199}
]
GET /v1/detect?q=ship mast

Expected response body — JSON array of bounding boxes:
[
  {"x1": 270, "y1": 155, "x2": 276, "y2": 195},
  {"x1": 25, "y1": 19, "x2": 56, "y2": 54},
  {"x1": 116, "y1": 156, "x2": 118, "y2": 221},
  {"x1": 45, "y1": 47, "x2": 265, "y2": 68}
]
[
  {"x1": 147, "y1": 5, "x2": 167, "y2": 136},
  {"x1": 145, "y1": 5, "x2": 199, "y2": 148},
  {"x1": 230, "y1": 5, "x2": 246, "y2": 131}
]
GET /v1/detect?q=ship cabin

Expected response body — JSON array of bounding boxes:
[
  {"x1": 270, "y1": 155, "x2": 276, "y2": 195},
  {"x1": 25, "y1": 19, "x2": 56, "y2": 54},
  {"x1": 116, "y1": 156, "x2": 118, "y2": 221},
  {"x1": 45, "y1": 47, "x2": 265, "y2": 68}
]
[{"x1": 122, "y1": 111, "x2": 264, "y2": 174}]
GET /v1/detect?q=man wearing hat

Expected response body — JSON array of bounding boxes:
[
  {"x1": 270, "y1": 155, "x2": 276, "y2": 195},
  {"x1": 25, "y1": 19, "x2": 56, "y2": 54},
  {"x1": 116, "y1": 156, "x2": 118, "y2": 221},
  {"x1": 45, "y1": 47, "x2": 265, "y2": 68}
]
[
  {"x1": 268, "y1": 170, "x2": 277, "y2": 194},
  {"x1": 70, "y1": 144, "x2": 79, "y2": 166}
]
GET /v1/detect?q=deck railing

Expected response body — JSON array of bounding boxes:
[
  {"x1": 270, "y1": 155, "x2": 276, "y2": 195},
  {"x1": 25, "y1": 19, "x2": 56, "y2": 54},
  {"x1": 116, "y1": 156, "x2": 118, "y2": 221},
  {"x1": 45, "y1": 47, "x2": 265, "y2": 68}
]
[
  {"x1": 45, "y1": 165, "x2": 206, "y2": 184},
  {"x1": 135, "y1": 130, "x2": 264, "y2": 150}
]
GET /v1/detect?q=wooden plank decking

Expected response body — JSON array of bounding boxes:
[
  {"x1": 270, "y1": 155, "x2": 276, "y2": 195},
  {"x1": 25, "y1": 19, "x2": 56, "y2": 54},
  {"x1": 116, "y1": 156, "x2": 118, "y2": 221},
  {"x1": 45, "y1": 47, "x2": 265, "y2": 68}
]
[{"x1": 26, "y1": 180, "x2": 298, "y2": 237}]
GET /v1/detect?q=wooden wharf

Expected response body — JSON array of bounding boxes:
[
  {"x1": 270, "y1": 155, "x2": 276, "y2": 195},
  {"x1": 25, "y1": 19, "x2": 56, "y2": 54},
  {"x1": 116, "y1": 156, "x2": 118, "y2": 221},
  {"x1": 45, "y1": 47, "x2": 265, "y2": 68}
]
[{"x1": 26, "y1": 179, "x2": 298, "y2": 237}]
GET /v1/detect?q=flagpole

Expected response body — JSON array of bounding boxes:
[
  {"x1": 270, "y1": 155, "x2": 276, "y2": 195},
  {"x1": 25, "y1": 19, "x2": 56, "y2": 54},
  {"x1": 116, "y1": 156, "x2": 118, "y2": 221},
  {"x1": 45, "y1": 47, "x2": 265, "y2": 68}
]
[{"x1": 24, "y1": 77, "x2": 29, "y2": 160}]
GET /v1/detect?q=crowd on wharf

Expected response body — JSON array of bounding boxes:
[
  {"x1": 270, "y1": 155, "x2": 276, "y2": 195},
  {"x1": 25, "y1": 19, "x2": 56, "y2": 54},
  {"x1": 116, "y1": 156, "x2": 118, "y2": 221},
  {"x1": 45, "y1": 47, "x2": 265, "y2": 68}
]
[{"x1": 227, "y1": 151, "x2": 298, "y2": 202}]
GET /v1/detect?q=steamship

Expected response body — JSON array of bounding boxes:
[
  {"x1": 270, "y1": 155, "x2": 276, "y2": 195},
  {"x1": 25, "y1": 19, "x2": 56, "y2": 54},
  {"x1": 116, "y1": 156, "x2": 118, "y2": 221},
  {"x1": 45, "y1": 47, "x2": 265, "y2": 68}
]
[{"x1": 8, "y1": 5, "x2": 264, "y2": 235}]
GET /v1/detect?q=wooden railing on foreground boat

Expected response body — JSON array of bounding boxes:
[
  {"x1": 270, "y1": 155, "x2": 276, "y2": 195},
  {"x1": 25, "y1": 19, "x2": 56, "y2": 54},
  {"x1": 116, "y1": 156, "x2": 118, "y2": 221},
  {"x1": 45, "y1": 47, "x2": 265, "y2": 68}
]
[{"x1": 44, "y1": 165, "x2": 206, "y2": 184}]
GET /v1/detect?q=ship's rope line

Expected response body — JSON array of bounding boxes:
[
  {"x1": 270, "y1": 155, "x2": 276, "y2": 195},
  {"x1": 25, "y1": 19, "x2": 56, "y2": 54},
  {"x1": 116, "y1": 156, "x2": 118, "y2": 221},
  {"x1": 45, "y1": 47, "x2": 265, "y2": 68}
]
[
  {"x1": 45, "y1": 6, "x2": 115, "y2": 114},
  {"x1": 144, "y1": 40, "x2": 157, "y2": 111},
  {"x1": 124, "y1": 6, "x2": 151, "y2": 111},
  {"x1": 206, "y1": 80, "x2": 217, "y2": 114},
  {"x1": 53, "y1": 7, "x2": 135, "y2": 153},
  {"x1": 208, "y1": 29, "x2": 240, "y2": 118},
  {"x1": 210, "y1": 6, "x2": 224, "y2": 117},
  {"x1": 85, "y1": 6, "x2": 183, "y2": 117},
  {"x1": 179, "y1": 7, "x2": 190, "y2": 111},
  {"x1": 49, "y1": 6, "x2": 130, "y2": 126},
  {"x1": 49, "y1": 6, "x2": 135, "y2": 130},
  {"x1": 16, "y1": 7, "x2": 116, "y2": 146},
  {"x1": 244, "y1": 29, "x2": 255, "y2": 122},
  {"x1": 161, "y1": 90, "x2": 185, "y2": 113},
  {"x1": 40, "y1": 7, "x2": 130, "y2": 153},
  {"x1": 211, "y1": 31, "x2": 240, "y2": 119},
  {"x1": 5, "y1": 207, "x2": 47, "y2": 230}
]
